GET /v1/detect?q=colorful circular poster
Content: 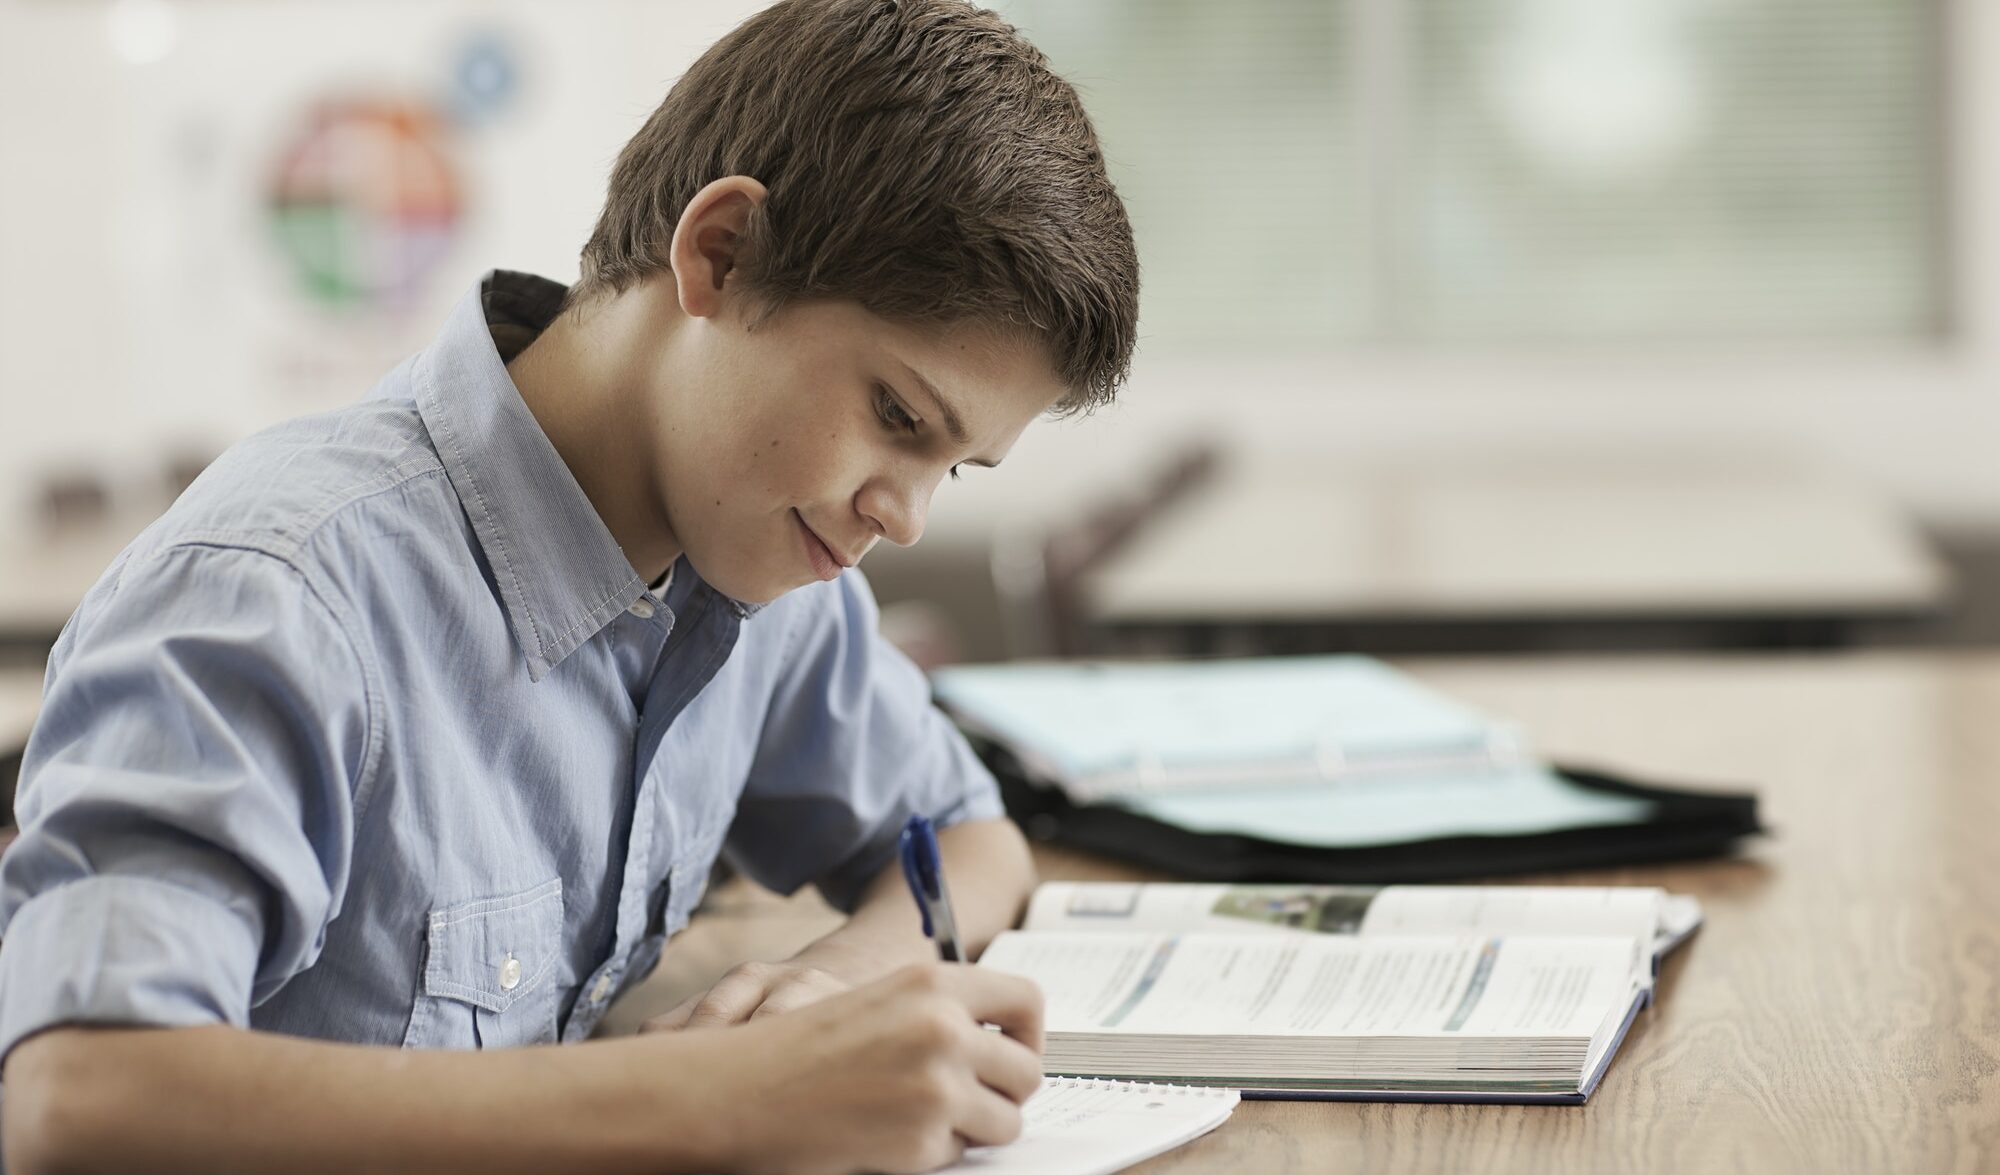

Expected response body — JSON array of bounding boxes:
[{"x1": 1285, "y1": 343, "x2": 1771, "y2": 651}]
[{"x1": 267, "y1": 99, "x2": 463, "y2": 311}]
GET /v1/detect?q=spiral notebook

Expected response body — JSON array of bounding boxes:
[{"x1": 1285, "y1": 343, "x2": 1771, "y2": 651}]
[{"x1": 949, "y1": 1077, "x2": 1238, "y2": 1174}]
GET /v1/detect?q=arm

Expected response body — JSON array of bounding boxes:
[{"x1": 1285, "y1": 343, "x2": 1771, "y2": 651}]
[
  {"x1": 651, "y1": 816, "x2": 1035, "y2": 1029},
  {"x1": 0, "y1": 545, "x2": 367, "y2": 1070},
  {"x1": 5, "y1": 962, "x2": 1044, "y2": 1175},
  {"x1": 806, "y1": 815, "x2": 1038, "y2": 973}
]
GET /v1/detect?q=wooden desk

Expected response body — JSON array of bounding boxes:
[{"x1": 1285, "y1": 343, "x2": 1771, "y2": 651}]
[
  {"x1": 604, "y1": 652, "x2": 2000, "y2": 1173},
  {"x1": 1084, "y1": 457, "x2": 1951, "y2": 654}
]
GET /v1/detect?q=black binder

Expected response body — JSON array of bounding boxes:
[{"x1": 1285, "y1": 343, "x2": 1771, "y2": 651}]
[{"x1": 976, "y1": 736, "x2": 1765, "y2": 883}]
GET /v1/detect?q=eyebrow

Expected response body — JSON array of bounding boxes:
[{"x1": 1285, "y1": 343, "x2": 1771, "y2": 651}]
[{"x1": 902, "y1": 364, "x2": 1001, "y2": 468}]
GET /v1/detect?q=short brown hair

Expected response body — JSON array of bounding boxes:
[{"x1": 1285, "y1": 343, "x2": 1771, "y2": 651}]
[{"x1": 574, "y1": 0, "x2": 1137, "y2": 414}]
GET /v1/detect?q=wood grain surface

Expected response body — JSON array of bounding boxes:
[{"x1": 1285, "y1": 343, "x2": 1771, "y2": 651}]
[{"x1": 603, "y1": 653, "x2": 2000, "y2": 1175}]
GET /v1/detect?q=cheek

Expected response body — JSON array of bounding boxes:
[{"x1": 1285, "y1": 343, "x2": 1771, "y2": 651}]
[{"x1": 760, "y1": 414, "x2": 862, "y2": 493}]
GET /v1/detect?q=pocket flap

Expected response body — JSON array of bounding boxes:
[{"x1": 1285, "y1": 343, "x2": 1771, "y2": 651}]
[{"x1": 423, "y1": 878, "x2": 563, "y2": 1014}]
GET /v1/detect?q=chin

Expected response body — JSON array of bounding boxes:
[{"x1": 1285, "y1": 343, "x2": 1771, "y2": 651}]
[
  {"x1": 683, "y1": 556, "x2": 794, "y2": 608},
  {"x1": 735, "y1": 582, "x2": 794, "y2": 606}
]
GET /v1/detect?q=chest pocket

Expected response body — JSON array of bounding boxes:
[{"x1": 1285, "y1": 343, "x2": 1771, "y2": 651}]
[{"x1": 402, "y1": 878, "x2": 564, "y2": 1050}]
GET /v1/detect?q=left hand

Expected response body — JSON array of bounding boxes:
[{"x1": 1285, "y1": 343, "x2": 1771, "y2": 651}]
[{"x1": 640, "y1": 946, "x2": 876, "y2": 1033}]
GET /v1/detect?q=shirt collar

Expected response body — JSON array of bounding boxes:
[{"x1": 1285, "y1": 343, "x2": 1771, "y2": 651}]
[{"x1": 411, "y1": 271, "x2": 649, "y2": 681}]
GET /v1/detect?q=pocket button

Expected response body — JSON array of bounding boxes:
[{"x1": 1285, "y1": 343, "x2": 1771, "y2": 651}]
[{"x1": 498, "y1": 955, "x2": 523, "y2": 991}]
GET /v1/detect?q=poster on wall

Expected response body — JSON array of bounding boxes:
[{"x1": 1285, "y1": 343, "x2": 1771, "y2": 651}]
[{"x1": 0, "y1": 0, "x2": 755, "y2": 527}]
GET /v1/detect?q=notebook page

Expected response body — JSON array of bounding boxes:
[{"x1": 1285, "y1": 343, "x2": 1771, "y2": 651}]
[{"x1": 949, "y1": 1078, "x2": 1238, "y2": 1175}]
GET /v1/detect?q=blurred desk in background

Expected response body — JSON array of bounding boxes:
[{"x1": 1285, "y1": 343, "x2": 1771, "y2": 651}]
[
  {"x1": 0, "y1": 507, "x2": 158, "y2": 656},
  {"x1": 1083, "y1": 456, "x2": 1952, "y2": 655},
  {"x1": 0, "y1": 670, "x2": 39, "y2": 746},
  {"x1": 1, "y1": 666, "x2": 43, "y2": 832},
  {"x1": 604, "y1": 651, "x2": 2000, "y2": 1173}
]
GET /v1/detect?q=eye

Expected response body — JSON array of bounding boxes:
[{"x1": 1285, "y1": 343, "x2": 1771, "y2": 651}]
[
  {"x1": 948, "y1": 464, "x2": 963, "y2": 481},
  {"x1": 873, "y1": 384, "x2": 919, "y2": 434}
]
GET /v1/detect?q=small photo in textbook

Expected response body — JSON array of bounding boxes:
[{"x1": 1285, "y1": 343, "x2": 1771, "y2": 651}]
[
  {"x1": 1194, "y1": 886, "x2": 1377, "y2": 934},
  {"x1": 1061, "y1": 881, "x2": 1381, "y2": 935}
]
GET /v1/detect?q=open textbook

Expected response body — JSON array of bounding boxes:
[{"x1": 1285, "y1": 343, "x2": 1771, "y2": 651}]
[{"x1": 979, "y1": 882, "x2": 1702, "y2": 1104}]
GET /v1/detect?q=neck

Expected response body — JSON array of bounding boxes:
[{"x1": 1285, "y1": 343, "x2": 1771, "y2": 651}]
[{"x1": 506, "y1": 289, "x2": 683, "y2": 583}]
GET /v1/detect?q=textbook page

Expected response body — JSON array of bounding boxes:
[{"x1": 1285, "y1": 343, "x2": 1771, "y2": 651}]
[
  {"x1": 982, "y1": 931, "x2": 1644, "y2": 1040},
  {"x1": 1022, "y1": 882, "x2": 1683, "y2": 959},
  {"x1": 948, "y1": 1078, "x2": 1238, "y2": 1175}
]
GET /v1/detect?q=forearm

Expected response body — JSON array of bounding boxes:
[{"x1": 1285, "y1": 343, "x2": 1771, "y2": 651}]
[
  {"x1": 3, "y1": 1024, "x2": 728, "y2": 1175},
  {"x1": 806, "y1": 816, "x2": 1037, "y2": 975}
]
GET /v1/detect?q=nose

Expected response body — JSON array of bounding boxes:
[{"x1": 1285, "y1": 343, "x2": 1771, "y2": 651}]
[{"x1": 855, "y1": 471, "x2": 933, "y2": 548}]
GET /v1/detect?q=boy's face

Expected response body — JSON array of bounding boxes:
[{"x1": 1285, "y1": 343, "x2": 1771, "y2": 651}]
[{"x1": 641, "y1": 295, "x2": 1066, "y2": 605}]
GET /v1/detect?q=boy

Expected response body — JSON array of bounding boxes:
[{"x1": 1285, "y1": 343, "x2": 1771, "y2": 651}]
[{"x1": 0, "y1": 1, "x2": 1137, "y2": 1171}]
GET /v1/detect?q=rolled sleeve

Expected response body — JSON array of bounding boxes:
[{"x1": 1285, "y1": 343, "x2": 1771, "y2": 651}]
[
  {"x1": 726, "y1": 570, "x2": 1004, "y2": 912},
  {"x1": 0, "y1": 543, "x2": 371, "y2": 1063},
  {"x1": 0, "y1": 876, "x2": 263, "y2": 1055}
]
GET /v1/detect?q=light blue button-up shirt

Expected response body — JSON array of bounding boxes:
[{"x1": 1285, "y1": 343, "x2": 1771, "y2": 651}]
[{"x1": 0, "y1": 272, "x2": 1002, "y2": 1058}]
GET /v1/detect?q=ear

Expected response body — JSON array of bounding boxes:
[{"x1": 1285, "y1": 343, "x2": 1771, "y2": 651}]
[{"x1": 668, "y1": 175, "x2": 770, "y2": 320}]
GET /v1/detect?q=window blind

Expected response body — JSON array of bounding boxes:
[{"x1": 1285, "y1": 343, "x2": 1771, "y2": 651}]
[{"x1": 994, "y1": 0, "x2": 1943, "y2": 348}]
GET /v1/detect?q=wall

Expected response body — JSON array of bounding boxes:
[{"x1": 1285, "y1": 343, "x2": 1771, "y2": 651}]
[{"x1": 3, "y1": 0, "x2": 1997, "y2": 555}]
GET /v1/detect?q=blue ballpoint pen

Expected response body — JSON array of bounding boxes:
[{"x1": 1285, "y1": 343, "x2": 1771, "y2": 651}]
[{"x1": 899, "y1": 814, "x2": 965, "y2": 962}]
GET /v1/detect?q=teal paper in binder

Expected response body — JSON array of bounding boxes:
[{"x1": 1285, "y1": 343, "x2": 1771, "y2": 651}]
[{"x1": 933, "y1": 656, "x2": 1762, "y2": 881}]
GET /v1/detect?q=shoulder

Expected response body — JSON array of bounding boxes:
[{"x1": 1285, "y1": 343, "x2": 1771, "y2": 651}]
[
  {"x1": 130, "y1": 392, "x2": 448, "y2": 571},
  {"x1": 53, "y1": 395, "x2": 461, "y2": 693}
]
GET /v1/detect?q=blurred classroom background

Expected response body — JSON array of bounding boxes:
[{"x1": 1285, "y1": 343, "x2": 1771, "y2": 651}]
[{"x1": 0, "y1": 0, "x2": 1990, "y2": 672}]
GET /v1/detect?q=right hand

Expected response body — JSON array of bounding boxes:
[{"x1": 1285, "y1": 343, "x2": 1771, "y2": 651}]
[{"x1": 687, "y1": 962, "x2": 1044, "y2": 1175}]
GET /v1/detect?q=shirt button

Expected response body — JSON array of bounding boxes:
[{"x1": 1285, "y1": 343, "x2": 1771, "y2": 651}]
[
  {"x1": 628, "y1": 598, "x2": 656, "y2": 619},
  {"x1": 498, "y1": 955, "x2": 523, "y2": 991},
  {"x1": 591, "y1": 973, "x2": 615, "y2": 1003}
]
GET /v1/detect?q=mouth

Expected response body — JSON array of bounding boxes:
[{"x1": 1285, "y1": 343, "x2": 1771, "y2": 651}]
[{"x1": 793, "y1": 510, "x2": 852, "y2": 581}]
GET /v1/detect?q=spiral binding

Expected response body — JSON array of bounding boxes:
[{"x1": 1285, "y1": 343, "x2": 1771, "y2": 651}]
[{"x1": 1044, "y1": 1076, "x2": 1235, "y2": 1099}]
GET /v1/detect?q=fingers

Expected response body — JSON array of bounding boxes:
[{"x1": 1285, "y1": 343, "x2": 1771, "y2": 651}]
[
  {"x1": 962, "y1": 1018, "x2": 1044, "y2": 1106},
  {"x1": 688, "y1": 964, "x2": 1044, "y2": 1175},
  {"x1": 938, "y1": 965, "x2": 1045, "y2": 1055},
  {"x1": 644, "y1": 962, "x2": 854, "y2": 1034},
  {"x1": 947, "y1": 1017, "x2": 1042, "y2": 1150},
  {"x1": 875, "y1": 963, "x2": 1045, "y2": 1142},
  {"x1": 748, "y1": 966, "x2": 847, "y2": 1020},
  {"x1": 666, "y1": 963, "x2": 779, "y2": 1031},
  {"x1": 953, "y1": 1080, "x2": 1031, "y2": 1149}
]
